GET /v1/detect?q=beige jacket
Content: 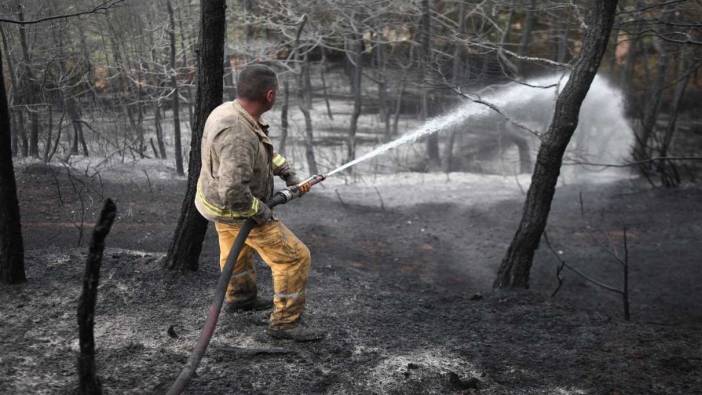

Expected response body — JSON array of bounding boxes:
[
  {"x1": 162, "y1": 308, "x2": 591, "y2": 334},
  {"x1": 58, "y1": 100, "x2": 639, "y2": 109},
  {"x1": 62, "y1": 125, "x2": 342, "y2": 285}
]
[{"x1": 195, "y1": 100, "x2": 295, "y2": 223}]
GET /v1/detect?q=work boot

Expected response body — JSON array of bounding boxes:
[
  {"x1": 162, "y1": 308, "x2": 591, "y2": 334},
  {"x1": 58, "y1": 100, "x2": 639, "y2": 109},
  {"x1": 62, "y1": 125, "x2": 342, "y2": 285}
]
[
  {"x1": 225, "y1": 297, "x2": 273, "y2": 313},
  {"x1": 267, "y1": 321, "x2": 326, "y2": 342}
]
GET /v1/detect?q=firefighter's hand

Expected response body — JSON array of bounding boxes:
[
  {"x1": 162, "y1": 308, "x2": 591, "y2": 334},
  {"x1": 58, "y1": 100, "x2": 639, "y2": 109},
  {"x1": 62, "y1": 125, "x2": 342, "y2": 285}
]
[
  {"x1": 252, "y1": 204, "x2": 273, "y2": 224},
  {"x1": 297, "y1": 182, "x2": 311, "y2": 194}
]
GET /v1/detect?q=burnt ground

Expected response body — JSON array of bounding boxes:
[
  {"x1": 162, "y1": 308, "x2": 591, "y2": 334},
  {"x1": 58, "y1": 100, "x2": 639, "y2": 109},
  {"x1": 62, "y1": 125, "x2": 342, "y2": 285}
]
[{"x1": 1, "y1": 162, "x2": 701, "y2": 394}]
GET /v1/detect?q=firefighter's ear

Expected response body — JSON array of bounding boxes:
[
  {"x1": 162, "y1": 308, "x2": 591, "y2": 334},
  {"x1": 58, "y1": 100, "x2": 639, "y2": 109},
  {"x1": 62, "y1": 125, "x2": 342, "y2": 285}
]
[{"x1": 265, "y1": 89, "x2": 276, "y2": 104}]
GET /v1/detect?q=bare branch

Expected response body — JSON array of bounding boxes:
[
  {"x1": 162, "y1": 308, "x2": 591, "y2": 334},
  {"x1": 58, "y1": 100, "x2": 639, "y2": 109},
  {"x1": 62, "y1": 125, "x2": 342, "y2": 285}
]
[{"x1": 0, "y1": 0, "x2": 126, "y2": 25}]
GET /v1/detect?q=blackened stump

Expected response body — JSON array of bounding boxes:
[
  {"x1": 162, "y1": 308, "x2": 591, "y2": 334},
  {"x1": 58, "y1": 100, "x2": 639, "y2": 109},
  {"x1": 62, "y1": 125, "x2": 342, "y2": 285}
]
[{"x1": 77, "y1": 199, "x2": 117, "y2": 394}]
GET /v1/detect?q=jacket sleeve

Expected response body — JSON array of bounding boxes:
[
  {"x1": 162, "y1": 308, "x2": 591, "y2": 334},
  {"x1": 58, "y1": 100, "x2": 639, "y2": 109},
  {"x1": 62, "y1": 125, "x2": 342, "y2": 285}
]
[
  {"x1": 215, "y1": 127, "x2": 265, "y2": 218},
  {"x1": 272, "y1": 152, "x2": 300, "y2": 186}
]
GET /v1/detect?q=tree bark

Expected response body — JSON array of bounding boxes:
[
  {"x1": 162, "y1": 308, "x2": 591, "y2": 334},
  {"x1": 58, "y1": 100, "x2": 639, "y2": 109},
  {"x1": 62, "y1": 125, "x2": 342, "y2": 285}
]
[
  {"x1": 164, "y1": 0, "x2": 226, "y2": 271},
  {"x1": 494, "y1": 0, "x2": 618, "y2": 288},
  {"x1": 77, "y1": 199, "x2": 116, "y2": 395},
  {"x1": 0, "y1": 46, "x2": 26, "y2": 285},
  {"x1": 167, "y1": 0, "x2": 184, "y2": 175}
]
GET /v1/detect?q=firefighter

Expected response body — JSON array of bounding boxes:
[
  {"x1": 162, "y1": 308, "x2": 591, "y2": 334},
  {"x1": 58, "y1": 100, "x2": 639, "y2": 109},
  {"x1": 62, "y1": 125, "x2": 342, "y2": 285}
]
[{"x1": 195, "y1": 64, "x2": 324, "y2": 342}]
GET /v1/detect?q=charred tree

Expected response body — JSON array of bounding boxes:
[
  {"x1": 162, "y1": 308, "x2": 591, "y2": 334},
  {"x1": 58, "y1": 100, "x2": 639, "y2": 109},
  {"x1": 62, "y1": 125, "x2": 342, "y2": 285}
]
[
  {"x1": 16, "y1": 3, "x2": 40, "y2": 158},
  {"x1": 517, "y1": 0, "x2": 536, "y2": 75},
  {"x1": 634, "y1": 5, "x2": 674, "y2": 165},
  {"x1": 0, "y1": 25, "x2": 20, "y2": 157},
  {"x1": 494, "y1": 0, "x2": 618, "y2": 288},
  {"x1": 279, "y1": 79, "x2": 289, "y2": 155},
  {"x1": 419, "y1": 0, "x2": 440, "y2": 169},
  {"x1": 164, "y1": 0, "x2": 226, "y2": 271},
  {"x1": 154, "y1": 102, "x2": 167, "y2": 159},
  {"x1": 659, "y1": 47, "x2": 693, "y2": 160},
  {"x1": 68, "y1": 98, "x2": 88, "y2": 157},
  {"x1": 167, "y1": 0, "x2": 184, "y2": 176},
  {"x1": 293, "y1": 15, "x2": 318, "y2": 175},
  {"x1": 298, "y1": 55, "x2": 318, "y2": 175},
  {"x1": 347, "y1": 34, "x2": 363, "y2": 164},
  {"x1": 77, "y1": 199, "x2": 116, "y2": 395},
  {"x1": 445, "y1": 0, "x2": 467, "y2": 172},
  {"x1": 0, "y1": 46, "x2": 26, "y2": 285}
]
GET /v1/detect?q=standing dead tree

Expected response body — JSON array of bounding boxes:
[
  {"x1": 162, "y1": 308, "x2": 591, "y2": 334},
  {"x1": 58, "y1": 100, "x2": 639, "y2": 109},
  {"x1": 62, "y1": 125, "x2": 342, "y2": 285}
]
[
  {"x1": 164, "y1": 0, "x2": 225, "y2": 271},
  {"x1": 0, "y1": 43, "x2": 25, "y2": 284},
  {"x1": 77, "y1": 198, "x2": 117, "y2": 395},
  {"x1": 494, "y1": 0, "x2": 619, "y2": 288}
]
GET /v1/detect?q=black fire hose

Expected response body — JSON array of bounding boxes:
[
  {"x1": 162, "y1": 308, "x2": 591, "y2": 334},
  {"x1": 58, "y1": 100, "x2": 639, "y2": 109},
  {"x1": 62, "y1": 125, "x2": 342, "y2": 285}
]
[{"x1": 167, "y1": 175, "x2": 325, "y2": 395}]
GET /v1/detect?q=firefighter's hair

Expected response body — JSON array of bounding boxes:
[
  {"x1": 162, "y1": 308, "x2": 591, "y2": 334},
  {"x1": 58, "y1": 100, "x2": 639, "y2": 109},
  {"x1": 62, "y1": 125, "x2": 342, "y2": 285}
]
[{"x1": 236, "y1": 64, "x2": 278, "y2": 101}]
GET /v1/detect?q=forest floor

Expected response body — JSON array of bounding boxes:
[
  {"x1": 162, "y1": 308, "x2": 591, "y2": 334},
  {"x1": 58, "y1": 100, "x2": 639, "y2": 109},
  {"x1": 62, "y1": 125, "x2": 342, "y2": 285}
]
[{"x1": 1, "y1": 161, "x2": 701, "y2": 394}]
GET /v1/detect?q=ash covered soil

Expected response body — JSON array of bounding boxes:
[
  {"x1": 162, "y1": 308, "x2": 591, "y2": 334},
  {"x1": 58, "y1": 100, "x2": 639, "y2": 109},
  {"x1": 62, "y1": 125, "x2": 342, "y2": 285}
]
[{"x1": 2, "y1": 162, "x2": 701, "y2": 394}]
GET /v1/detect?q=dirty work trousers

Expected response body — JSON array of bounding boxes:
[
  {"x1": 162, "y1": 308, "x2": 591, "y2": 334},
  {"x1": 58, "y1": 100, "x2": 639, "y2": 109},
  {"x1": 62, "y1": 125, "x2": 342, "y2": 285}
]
[{"x1": 214, "y1": 220, "x2": 311, "y2": 328}]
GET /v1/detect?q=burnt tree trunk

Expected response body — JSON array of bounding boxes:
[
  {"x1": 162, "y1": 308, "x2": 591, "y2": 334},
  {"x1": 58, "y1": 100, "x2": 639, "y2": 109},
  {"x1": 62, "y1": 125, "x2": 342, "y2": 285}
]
[
  {"x1": 659, "y1": 47, "x2": 693, "y2": 159},
  {"x1": 167, "y1": 0, "x2": 184, "y2": 176},
  {"x1": 320, "y1": 48, "x2": 334, "y2": 121},
  {"x1": 298, "y1": 55, "x2": 318, "y2": 175},
  {"x1": 517, "y1": 0, "x2": 536, "y2": 75},
  {"x1": 445, "y1": 0, "x2": 466, "y2": 172},
  {"x1": 68, "y1": 98, "x2": 88, "y2": 157},
  {"x1": 494, "y1": 0, "x2": 618, "y2": 288},
  {"x1": 16, "y1": 4, "x2": 40, "y2": 158},
  {"x1": 0, "y1": 25, "x2": 19, "y2": 157},
  {"x1": 293, "y1": 16, "x2": 318, "y2": 175},
  {"x1": 279, "y1": 79, "x2": 289, "y2": 156},
  {"x1": 164, "y1": 0, "x2": 226, "y2": 271},
  {"x1": 154, "y1": 102, "x2": 168, "y2": 159},
  {"x1": 77, "y1": 199, "x2": 116, "y2": 395},
  {"x1": 634, "y1": 6, "x2": 673, "y2": 164},
  {"x1": 0, "y1": 46, "x2": 26, "y2": 285},
  {"x1": 177, "y1": 6, "x2": 195, "y2": 131},
  {"x1": 347, "y1": 34, "x2": 363, "y2": 164},
  {"x1": 374, "y1": 33, "x2": 389, "y2": 139},
  {"x1": 420, "y1": 0, "x2": 440, "y2": 169},
  {"x1": 620, "y1": 1, "x2": 644, "y2": 92}
]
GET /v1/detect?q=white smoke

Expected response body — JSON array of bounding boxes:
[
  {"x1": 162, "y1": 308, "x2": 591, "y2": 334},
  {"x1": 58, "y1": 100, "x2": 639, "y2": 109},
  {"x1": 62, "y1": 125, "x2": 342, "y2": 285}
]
[{"x1": 325, "y1": 73, "x2": 634, "y2": 177}]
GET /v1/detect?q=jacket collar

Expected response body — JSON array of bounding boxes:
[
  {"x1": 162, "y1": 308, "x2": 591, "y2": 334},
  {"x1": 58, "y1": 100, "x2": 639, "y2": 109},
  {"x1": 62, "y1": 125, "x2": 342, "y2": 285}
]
[{"x1": 232, "y1": 99, "x2": 272, "y2": 146}]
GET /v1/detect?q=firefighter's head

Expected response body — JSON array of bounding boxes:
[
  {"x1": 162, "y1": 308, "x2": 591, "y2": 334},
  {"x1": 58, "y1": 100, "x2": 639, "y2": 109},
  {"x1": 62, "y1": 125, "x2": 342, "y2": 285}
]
[{"x1": 237, "y1": 64, "x2": 278, "y2": 114}]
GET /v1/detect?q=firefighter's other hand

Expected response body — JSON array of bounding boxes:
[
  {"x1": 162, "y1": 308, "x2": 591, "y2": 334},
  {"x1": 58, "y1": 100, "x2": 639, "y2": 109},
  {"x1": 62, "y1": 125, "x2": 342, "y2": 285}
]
[{"x1": 253, "y1": 204, "x2": 273, "y2": 224}]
